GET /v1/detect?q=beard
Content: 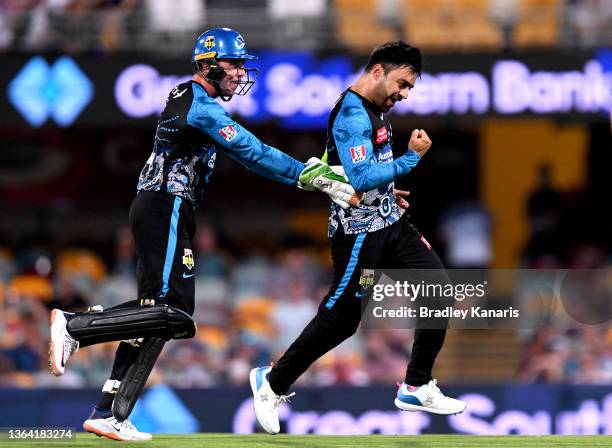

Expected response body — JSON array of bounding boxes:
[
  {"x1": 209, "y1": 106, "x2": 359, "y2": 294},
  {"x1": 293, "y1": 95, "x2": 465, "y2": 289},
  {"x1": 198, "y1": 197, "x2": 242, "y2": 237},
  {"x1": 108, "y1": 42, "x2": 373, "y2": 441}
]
[
  {"x1": 382, "y1": 94, "x2": 401, "y2": 112},
  {"x1": 218, "y1": 79, "x2": 240, "y2": 97}
]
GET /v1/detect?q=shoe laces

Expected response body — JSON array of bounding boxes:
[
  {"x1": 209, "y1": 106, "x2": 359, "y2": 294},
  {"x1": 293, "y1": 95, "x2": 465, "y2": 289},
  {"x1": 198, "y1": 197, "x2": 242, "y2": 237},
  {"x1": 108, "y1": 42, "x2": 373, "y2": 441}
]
[
  {"x1": 428, "y1": 379, "x2": 441, "y2": 394},
  {"x1": 110, "y1": 418, "x2": 136, "y2": 432},
  {"x1": 272, "y1": 392, "x2": 296, "y2": 411},
  {"x1": 120, "y1": 419, "x2": 136, "y2": 431},
  {"x1": 63, "y1": 334, "x2": 79, "y2": 359}
]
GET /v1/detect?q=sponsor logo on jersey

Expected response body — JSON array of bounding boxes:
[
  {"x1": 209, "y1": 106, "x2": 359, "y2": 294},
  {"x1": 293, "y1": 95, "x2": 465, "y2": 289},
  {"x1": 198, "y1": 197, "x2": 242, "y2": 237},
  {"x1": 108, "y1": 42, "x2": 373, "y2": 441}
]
[
  {"x1": 204, "y1": 36, "x2": 215, "y2": 50},
  {"x1": 219, "y1": 125, "x2": 238, "y2": 142},
  {"x1": 378, "y1": 148, "x2": 393, "y2": 162},
  {"x1": 183, "y1": 248, "x2": 195, "y2": 270},
  {"x1": 350, "y1": 145, "x2": 366, "y2": 163},
  {"x1": 375, "y1": 126, "x2": 388, "y2": 144}
]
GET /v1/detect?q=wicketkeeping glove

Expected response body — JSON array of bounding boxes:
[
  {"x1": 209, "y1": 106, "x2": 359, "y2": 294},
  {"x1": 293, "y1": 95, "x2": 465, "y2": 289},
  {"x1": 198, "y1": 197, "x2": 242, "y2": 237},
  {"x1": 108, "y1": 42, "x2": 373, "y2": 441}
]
[{"x1": 298, "y1": 157, "x2": 360, "y2": 209}]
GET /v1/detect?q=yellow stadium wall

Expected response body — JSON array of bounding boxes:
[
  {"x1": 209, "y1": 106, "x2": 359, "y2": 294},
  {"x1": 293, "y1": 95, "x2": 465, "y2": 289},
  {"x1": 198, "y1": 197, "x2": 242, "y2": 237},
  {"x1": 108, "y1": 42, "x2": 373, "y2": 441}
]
[{"x1": 481, "y1": 119, "x2": 588, "y2": 268}]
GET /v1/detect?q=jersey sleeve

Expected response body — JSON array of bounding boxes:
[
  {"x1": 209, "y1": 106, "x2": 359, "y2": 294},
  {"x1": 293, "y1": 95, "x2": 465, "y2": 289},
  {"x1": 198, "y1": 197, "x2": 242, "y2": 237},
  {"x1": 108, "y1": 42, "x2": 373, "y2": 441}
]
[
  {"x1": 187, "y1": 93, "x2": 303, "y2": 186},
  {"x1": 332, "y1": 105, "x2": 420, "y2": 192}
]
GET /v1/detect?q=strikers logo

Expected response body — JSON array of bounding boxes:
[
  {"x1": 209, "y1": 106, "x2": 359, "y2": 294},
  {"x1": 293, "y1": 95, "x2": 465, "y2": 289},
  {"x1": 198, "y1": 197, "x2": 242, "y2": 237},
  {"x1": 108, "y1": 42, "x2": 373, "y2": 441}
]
[
  {"x1": 350, "y1": 145, "x2": 366, "y2": 163},
  {"x1": 359, "y1": 269, "x2": 375, "y2": 289},
  {"x1": 182, "y1": 249, "x2": 194, "y2": 270},
  {"x1": 375, "y1": 127, "x2": 388, "y2": 144},
  {"x1": 219, "y1": 125, "x2": 238, "y2": 142},
  {"x1": 236, "y1": 34, "x2": 246, "y2": 49},
  {"x1": 204, "y1": 36, "x2": 215, "y2": 50}
]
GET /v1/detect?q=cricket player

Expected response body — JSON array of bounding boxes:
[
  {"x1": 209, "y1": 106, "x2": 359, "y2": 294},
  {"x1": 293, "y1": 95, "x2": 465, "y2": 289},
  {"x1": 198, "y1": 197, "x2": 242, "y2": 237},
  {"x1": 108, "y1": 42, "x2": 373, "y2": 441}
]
[
  {"x1": 251, "y1": 41, "x2": 466, "y2": 434},
  {"x1": 48, "y1": 28, "x2": 355, "y2": 441}
]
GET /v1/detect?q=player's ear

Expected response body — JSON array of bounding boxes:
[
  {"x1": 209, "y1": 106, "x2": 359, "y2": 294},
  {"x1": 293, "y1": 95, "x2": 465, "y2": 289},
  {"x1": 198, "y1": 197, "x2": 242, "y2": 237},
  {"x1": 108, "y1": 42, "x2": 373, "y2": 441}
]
[
  {"x1": 193, "y1": 61, "x2": 210, "y2": 76},
  {"x1": 193, "y1": 63, "x2": 201, "y2": 76},
  {"x1": 371, "y1": 63, "x2": 385, "y2": 81}
]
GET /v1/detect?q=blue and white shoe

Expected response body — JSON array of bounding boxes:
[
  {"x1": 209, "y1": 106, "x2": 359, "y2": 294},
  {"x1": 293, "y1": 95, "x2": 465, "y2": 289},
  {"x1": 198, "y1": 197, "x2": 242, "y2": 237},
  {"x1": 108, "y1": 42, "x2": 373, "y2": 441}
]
[
  {"x1": 83, "y1": 406, "x2": 152, "y2": 441},
  {"x1": 395, "y1": 379, "x2": 466, "y2": 415},
  {"x1": 249, "y1": 366, "x2": 295, "y2": 434}
]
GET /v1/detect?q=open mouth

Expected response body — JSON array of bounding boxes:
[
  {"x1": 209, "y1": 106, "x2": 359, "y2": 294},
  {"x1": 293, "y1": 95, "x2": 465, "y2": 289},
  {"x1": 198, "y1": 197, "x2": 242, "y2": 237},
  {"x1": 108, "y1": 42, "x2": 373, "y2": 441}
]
[{"x1": 385, "y1": 96, "x2": 399, "y2": 110}]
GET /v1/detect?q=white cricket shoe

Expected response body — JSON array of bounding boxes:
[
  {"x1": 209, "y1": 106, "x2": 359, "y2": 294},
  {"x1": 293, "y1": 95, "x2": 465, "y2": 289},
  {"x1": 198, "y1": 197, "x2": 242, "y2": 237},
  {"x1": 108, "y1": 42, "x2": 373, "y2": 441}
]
[
  {"x1": 394, "y1": 379, "x2": 466, "y2": 415},
  {"x1": 249, "y1": 366, "x2": 295, "y2": 434},
  {"x1": 49, "y1": 309, "x2": 79, "y2": 377},
  {"x1": 83, "y1": 408, "x2": 152, "y2": 441}
]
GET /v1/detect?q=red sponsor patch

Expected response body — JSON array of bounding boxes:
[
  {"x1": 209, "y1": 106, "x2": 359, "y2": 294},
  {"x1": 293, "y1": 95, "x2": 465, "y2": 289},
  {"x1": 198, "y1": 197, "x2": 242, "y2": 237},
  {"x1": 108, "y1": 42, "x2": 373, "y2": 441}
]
[
  {"x1": 219, "y1": 125, "x2": 238, "y2": 142},
  {"x1": 375, "y1": 126, "x2": 388, "y2": 144},
  {"x1": 420, "y1": 235, "x2": 432, "y2": 251},
  {"x1": 350, "y1": 145, "x2": 367, "y2": 163}
]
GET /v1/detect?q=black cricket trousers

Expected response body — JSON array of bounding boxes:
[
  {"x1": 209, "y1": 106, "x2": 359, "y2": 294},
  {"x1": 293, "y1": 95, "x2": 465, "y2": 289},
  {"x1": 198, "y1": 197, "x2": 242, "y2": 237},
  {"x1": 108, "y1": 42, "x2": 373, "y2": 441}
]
[{"x1": 269, "y1": 213, "x2": 450, "y2": 395}]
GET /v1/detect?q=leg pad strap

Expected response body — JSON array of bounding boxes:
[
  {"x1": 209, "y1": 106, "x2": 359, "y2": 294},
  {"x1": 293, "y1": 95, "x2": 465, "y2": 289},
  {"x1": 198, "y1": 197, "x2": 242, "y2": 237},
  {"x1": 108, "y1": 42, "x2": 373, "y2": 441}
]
[{"x1": 112, "y1": 337, "x2": 165, "y2": 422}]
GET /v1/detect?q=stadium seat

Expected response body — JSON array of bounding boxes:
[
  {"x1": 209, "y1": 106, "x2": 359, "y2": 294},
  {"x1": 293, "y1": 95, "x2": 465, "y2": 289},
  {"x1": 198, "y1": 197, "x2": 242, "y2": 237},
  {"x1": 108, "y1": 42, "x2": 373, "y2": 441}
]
[
  {"x1": 451, "y1": 0, "x2": 503, "y2": 50},
  {"x1": 513, "y1": 0, "x2": 562, "y2": 48},
  {"x1": 56, "y1": 249, "x2": 107, "y2": 282},
  {"x1": 335, "y1": 0, "x2": 398, "y2": 53},
  {"x1": 197, "y1": 325, "x2": 230, "y2": 351},
  {"x1": 9, "y1": 275, "x2": 53, "y2": 302},
  {"x1": 233, "y1": 296, "x2": 276, "y2": 338},
  {"x1": 404, "y1": 0, "x2": 454, "y2": 51},
  {"x1": 404, "y1": 0, "x2": 503, "y2": 51},
  {"x1": 435, "y1": 330, "x2": 522, "y2": 382}
]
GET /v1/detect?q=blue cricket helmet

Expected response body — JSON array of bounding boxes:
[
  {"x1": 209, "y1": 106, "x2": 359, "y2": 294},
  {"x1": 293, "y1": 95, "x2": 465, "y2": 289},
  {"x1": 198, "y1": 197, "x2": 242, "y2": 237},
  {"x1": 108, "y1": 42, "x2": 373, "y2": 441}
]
[{"x1": 192, "y1": 28, "x2": 257, "y2": 64}]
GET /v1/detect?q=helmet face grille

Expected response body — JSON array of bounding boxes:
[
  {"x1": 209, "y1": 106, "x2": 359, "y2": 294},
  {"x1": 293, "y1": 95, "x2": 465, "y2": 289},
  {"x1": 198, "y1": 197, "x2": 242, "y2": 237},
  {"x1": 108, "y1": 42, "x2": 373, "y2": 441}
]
[
  {"x1": 234, "y1": 68, "x2": 258, "y2": 96},
  {"x1": 197, "y1": 58, "x2": 258, "y2": 100}
]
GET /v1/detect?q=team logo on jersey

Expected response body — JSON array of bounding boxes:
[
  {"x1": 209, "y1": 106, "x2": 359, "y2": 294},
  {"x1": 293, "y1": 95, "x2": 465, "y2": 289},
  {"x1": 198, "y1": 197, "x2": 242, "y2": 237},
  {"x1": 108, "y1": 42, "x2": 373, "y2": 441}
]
[
  {"x1": 219, "y1": 125, "x2": 238, "y2": 142},
  {"x1": 375, "y1": 127, "x2": 388, "y2": 144},
  {"x1": 183, "y1": 249, "x2": 194, "y2": 270},
  {"x1": 204, "y1": 36, "x2": 215, "y2": 50},
  {"x1": 350, "y1": 145, "x2": 366, "y2": 163},
  {"x1": 420, "y1": 235, "x2": 432, "y2": 251},
  {"x1": 359, "y1": 269, "x2": 375, "y2": 289},
  {"x1": 378, "y1": 196, "x2": 392, "y2": 218}
]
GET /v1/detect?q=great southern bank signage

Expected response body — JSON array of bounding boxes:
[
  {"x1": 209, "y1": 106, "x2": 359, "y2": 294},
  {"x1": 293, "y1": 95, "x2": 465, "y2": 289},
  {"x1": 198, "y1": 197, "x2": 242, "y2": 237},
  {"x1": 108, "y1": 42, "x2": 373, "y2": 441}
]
[
  {"x1": 5, "y1": 50, "x2": 612, "y2": 128},
  {"x1": 113, "y1": 52, "x2": 612, "y2": 129}
]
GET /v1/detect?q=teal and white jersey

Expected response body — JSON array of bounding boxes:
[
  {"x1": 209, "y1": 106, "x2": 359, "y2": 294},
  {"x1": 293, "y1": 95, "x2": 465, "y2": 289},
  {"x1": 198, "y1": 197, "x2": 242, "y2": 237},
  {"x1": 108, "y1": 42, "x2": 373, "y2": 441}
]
[
  {"x1": 138, "y1": 81, "x2": 304, "y2": 208},
  {"x1": 325, "y1": 89, "x2": 421, "y2": 236}
]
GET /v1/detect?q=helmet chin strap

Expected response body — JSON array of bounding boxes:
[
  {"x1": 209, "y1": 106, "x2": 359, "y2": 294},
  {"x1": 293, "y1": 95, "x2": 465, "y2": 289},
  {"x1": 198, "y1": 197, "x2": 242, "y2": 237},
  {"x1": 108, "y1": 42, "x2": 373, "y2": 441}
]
[
  {"x1": 195, "y1": 59, "x2": 233, "y2": 101},
  {"x1": 212, "y1": 82, "x2": 233, "y2": 102}
]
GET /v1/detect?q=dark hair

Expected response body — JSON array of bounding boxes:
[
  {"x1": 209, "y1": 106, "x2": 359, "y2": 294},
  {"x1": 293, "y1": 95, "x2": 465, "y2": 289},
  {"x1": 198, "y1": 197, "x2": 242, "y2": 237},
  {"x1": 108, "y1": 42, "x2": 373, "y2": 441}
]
[{"x1": 364, "y1": 41, "x2": 422, "y2": 76}]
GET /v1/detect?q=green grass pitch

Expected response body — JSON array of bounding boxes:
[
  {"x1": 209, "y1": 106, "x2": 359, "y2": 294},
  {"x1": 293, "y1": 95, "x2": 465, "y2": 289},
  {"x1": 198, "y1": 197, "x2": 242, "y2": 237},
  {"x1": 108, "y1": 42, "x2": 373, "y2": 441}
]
[{"x1": 8, "y1": 434, "x2": 612, "y2": 447}]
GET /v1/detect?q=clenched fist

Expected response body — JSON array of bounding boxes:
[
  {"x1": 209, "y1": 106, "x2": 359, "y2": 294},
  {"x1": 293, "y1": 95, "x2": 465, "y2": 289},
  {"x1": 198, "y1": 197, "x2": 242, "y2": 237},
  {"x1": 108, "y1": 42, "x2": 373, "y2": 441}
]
[{"x1": 408, "y1": 129, "x2": 432, "y2": 158}]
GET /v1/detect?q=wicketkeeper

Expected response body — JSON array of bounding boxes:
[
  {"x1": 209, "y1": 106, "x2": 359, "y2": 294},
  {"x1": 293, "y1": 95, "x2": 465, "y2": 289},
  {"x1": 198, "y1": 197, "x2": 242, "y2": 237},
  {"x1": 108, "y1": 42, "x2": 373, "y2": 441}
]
[{"x1": 48, "y1": 27, "x2": 357, "y2": 441}]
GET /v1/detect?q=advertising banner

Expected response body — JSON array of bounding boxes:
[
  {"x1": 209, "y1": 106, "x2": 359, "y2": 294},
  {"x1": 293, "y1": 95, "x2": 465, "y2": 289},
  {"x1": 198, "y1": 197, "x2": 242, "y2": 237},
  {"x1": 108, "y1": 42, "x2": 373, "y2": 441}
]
[
  {"x1": 1, "y1": 385, "x2": 611, "y2": 435},
  {"x1": 2, "y1": 50, "x2": 611, "y2": 129}
]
